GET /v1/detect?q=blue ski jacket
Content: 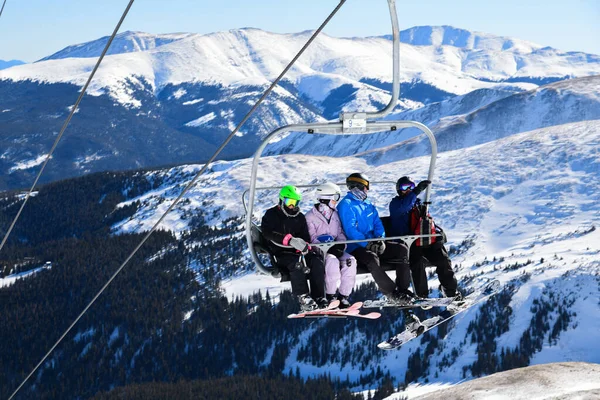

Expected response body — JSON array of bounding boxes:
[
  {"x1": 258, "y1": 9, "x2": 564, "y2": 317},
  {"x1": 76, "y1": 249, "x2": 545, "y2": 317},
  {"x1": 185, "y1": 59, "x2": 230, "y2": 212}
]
[
  {"x1": 337, "y1": 191, "x2": 385, "y2": 253},
  {"x1": 388, "y1": 191, "x2": 418, "y2": 236}
]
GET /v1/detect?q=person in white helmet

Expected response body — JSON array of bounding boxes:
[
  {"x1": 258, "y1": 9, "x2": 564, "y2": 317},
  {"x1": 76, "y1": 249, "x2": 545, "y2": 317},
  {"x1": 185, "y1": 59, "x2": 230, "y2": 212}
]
[{"x1": 305, "y1": 182, "x2": 357, "y2": 308}]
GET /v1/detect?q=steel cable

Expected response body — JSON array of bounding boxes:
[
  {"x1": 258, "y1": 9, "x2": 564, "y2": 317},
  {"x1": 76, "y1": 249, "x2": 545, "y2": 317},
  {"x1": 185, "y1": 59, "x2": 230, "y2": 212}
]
[
  {"x1": 8, "y1": 1, "x2": 346, "y2": 398},
  {"x1": 0, "y1": 0, "x2": 7, "y2": 20},
  {"x1": 7, "y1": 3, "x2": 137, "y2": 397},
  {"x1": 0, "y1": 0, "x2": 136, "y2": 255}
]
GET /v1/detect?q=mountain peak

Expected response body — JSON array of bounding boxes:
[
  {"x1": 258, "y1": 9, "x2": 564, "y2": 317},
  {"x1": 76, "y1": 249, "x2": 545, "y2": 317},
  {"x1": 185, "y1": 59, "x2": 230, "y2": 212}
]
[
  {"x1": 38, "y1": 31, "x2": 195, "y2": 62},
  {"x1": 398, "y1": 25, "x2": 541, "y2": 52},
  {"x1": 0, "y1": 59, "x2": 26, "y2": 70}
]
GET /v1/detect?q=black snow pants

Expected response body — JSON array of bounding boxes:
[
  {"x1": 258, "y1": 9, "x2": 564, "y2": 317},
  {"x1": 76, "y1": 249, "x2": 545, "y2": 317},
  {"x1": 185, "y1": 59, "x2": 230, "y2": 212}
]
[
  {"x1": 352, "y1": 241, "x2": 411, "y2": 295},
  {"x1": 409, "y1": 243, "x2": 457, "y2": 297},
  {"x1": 273, "y1": 252, "x2": 325, "y2": 299}
]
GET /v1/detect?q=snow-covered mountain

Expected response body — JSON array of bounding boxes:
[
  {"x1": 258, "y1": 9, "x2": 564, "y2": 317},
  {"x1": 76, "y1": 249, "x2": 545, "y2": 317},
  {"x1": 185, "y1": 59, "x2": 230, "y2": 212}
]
[
  {"x1": 0, "y1": 59, "x2": 25, "y2": 70},
  {"x1": 2, "y1": 24, "x2": 600, "y2": 398},
  {"x1": 0, "y1": 26, "x2": 599, "y2": 190},
  {"x1": 38, "y1": 31, "x2": 195, "y2": 62},
  {"x1": 7, "y1": 27, "x2": 599, "y2": 101},
  {"x1": 267, "y1": 74, "x2": 600, "y2": 162}
]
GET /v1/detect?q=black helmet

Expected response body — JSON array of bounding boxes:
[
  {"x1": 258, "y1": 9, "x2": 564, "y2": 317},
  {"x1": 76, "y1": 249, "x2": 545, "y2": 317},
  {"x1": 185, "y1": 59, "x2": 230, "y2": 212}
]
[
  {"x1": 346, "y1": 173, "x2": 370, "y2": 191},
  {"x1": 396, "y1": 176, "x2": 415, "y2": 195}
]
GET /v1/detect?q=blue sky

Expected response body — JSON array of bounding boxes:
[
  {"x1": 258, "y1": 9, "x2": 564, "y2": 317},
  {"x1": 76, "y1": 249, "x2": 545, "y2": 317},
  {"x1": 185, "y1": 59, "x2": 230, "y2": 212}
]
[{"x1": 1, "y1": 0, "x2": 599, "y2": 62}]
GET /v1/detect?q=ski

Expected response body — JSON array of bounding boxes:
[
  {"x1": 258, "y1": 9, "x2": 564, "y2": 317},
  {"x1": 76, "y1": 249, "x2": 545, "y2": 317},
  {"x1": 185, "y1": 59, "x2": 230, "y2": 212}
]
[
  {"x1": 378, "y1": 279, "x2": 501, "y2": 350},
  {"x1": 303, "y1": 307, "x2": 382, "y2": 320},
  {"x1": 288, "y1": 301, "x2": 381, "y2": 319},
  {"x1": 362, "y1": 296, "x2": 455, "y2": 309},
  {"x1": 287, "y1": 299, "x2": 340, "y2": 319}
]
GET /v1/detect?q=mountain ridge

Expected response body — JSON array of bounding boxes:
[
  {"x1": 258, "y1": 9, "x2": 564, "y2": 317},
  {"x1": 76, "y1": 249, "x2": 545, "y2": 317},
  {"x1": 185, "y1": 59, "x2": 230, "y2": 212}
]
[{"x1": 0, "y1": 26, "x2": 599, "y2": 190}]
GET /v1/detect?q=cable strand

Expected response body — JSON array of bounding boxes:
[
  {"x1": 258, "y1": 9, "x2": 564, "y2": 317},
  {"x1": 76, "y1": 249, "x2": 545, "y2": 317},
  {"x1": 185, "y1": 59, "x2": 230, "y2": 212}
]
[
  {"x1": 7, "y1": 3, "x2": 137, "y2": 397},
  {"x1": 8, "y1": 1, "x2": 346, "y2": 398},
  {"x1": 0, "y1": 0, "x2": 7, "y2": 20},
  {"x1": 0, "y1": 0, "x2": 136, "y2": 255}
]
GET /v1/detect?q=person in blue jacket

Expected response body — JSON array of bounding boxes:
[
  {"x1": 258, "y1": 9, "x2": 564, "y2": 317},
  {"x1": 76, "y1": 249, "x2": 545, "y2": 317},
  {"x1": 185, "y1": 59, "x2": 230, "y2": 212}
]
[
  {"x1": 337, "y1": 173, "x2": 414, "y2": 303},
  {"x1": 389, "y1": 176, "x2": 459, "y2": 299}
]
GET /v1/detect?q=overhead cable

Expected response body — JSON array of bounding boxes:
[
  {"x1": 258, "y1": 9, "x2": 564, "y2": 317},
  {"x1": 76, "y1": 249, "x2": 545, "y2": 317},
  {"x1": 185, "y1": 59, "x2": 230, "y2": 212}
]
[
  {"x1": 7, "y1": 2, "x2": 137, "y2": 398},
  {"x1": 8, "y1": 1, "x2": 346, "y2": 398},
  {"x1": 0, "y1": 0, "x2": 7, "y2": 20},
  {"x1": 0, "y1": 0, "x2": 136, "y2": 256}
]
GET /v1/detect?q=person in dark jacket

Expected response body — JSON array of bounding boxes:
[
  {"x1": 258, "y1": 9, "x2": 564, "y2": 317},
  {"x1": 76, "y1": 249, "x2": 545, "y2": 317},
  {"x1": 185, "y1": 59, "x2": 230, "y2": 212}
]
[
  {"x1": 389, "y1": 176, "x2": 460, "y2": 299},
  {"x1": 337, "y1": 173, "x2": 413, "y2": 303},
  {"x1": 261, "y1": 185, "x2": 327, "y2": 311}
]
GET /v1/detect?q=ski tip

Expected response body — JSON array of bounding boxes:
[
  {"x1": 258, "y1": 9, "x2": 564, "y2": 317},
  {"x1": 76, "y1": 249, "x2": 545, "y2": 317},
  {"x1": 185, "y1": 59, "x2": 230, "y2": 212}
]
[
  {"x1": 377, "y1": 341, "x2": 395, "y2": 350},
  {"x1": 349, "y1": 301, "x2": 363, "y2": 310},
  {"x1": 328, "y1": 299, "x2": 341, "y2": 309}
]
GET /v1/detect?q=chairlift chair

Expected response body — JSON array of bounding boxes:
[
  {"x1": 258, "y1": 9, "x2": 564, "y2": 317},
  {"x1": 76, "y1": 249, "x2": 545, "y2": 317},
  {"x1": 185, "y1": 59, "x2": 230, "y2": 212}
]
[{"x1": 244, "y1": 0, "x2": 441, "y2": 278}]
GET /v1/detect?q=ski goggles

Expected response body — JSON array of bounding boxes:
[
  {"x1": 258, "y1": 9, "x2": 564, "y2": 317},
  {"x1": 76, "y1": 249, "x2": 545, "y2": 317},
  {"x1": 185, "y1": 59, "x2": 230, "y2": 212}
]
[
  {"x1": 319, "y1": 193, "x2": 341, "y2": 201},
  {"x1": 399, "y1": 182, "x2": 415, "y2": 191},
  {"x1": 283, "y1": 197, "x2": 300, "y2": 207}
]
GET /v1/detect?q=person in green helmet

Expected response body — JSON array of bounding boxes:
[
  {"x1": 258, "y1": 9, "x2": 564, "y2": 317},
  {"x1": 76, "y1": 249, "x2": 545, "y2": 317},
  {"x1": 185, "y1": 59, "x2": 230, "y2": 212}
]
[{"x1": 261, "y1": 185, "x2": 327, "y2": 311}]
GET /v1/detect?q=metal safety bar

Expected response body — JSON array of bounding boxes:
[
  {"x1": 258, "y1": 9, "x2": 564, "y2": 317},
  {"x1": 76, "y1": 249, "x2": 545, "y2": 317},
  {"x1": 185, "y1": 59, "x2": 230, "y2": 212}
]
[
  {"x1": 245, "y1": 121, "x2": 437, "y2": 275},
  {"x1": 241, "y1": 180, "x2": 396, "y2": 216}
]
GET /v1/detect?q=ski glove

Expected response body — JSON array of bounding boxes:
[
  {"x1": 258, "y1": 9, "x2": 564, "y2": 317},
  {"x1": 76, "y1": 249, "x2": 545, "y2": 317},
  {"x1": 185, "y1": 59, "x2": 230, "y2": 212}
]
[
  {"x1": 413, "y1": 180, "x2": 431, "y2": 195},
  {"x1": 308, "y1": 246, "x2": 323, "y2": 258},
  {"x1": 328, "y1": 243, "x2": 345, "y2": 258},
  {"x1": 289, "y1": 237, "x2": 309, "y2": 253},
  {"x1": 366, "y1": 240, "x2": 386, "y2": 255}
]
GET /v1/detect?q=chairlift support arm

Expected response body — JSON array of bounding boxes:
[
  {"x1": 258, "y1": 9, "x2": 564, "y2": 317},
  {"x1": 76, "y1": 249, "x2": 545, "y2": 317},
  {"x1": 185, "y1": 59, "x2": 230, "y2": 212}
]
[{"x1": 245, "y1": 120, "x2": 437, "y2": 275}]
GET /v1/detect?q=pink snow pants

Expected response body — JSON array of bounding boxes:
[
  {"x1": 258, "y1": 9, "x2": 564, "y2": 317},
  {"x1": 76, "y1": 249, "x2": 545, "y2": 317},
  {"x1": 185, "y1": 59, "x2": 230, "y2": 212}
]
[{"x1": 325, "y1": 252, "x2": 357, "y2": 297}]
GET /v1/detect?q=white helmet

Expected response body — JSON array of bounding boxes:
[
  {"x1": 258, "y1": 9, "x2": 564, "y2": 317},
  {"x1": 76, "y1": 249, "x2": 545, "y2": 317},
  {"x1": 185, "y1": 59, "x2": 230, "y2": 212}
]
[{"x1": 316, "y1": 182, "x2": 342, "y2": 202}]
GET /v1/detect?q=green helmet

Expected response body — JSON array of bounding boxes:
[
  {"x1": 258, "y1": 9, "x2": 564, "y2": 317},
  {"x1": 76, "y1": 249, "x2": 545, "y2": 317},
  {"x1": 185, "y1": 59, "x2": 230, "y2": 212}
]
[
  {"x1": 279, "y1": 185, "x2": 302, "y2": 202},
  {"x1": 279, "y1": 185, "x2": 302, "y2": 217}
]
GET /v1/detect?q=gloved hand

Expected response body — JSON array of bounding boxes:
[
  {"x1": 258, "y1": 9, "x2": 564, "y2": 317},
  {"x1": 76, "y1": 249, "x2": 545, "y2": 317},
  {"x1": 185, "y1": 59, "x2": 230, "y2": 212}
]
[
  {"x1": 289, "y1": 236, "x2": 309, "y2": 253},
  {"x1": 309, "y1": 245, "x2": 324, "y2": 258},
  {"x1": 413, "y1": 180, "x2": 431, "y2": 195},
  {"x1": 328, "y1": 243, "x2": 345, "y2": 258},
  {"x1": 366, "y1": 240, "x2": 386, "y2": 255}
]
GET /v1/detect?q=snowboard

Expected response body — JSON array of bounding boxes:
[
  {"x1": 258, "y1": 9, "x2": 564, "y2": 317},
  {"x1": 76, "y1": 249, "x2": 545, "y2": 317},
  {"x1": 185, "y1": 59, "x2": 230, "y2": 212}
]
[{"x1": 377, "y1": 280, "x2": 501, "y2": 350}]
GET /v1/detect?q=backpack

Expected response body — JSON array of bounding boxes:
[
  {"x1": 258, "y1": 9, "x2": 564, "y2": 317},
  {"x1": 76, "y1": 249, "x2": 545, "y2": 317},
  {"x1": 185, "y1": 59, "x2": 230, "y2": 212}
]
[{"x1": 409, "y1": 202, "x2": 438, "y2": 247}]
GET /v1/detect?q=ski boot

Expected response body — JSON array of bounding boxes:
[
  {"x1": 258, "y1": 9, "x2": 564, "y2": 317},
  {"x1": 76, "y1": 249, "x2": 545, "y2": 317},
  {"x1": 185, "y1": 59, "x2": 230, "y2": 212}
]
[
  {"x1": 405, "y1": 313, "x2": 425, "y2": 336},
  {"x1": 442, "y1": 286, "x2": 465, "y2": 306},
  {"x1": 315, "y1": 297, "x2": 330, "y2": 309},
  {"x1": 298, "y1": 294, "x2": 318, "y2": 312},
  {"x1": 386, "y1": 289, "x2": 415, "y2": 306},
  {"x1": 338, "y1": 295, "x2": 351, "y2": 309},
  {"x1": 326, "y1": 293, "x2": 338, "y2": 305}
]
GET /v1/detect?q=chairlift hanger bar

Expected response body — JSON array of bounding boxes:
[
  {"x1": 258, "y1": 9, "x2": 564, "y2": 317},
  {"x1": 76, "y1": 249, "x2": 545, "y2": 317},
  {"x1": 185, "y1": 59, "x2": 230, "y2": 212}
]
[{"x1": 244, "y1": 0, "x2": 439, "y2": 276}]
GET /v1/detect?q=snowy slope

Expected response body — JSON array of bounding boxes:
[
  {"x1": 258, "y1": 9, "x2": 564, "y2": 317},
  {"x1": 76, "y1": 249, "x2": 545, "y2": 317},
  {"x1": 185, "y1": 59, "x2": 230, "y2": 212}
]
[
  {"x1": 265, "y1": 74, "x2": 600, "y2": 158},
  {"x1": 2, "y1": 26, "x2": 599, "y2": 108},
  {"x1": 108, "y1": 117, "x2": 600, "y2": 388},
  {"x1": 403, "y1": 362, "x2": 600, "y2": 400}
]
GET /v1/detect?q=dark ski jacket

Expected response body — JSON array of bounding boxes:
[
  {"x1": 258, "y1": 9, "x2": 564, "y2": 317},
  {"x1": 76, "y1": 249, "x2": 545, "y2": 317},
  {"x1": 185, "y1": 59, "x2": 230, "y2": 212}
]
[
  {"x1": 388, "y1": 191, "x2": 418, "y2": 236},
  {"x1": 261, "y1": 205, "x2": 311, "y2": 256}
]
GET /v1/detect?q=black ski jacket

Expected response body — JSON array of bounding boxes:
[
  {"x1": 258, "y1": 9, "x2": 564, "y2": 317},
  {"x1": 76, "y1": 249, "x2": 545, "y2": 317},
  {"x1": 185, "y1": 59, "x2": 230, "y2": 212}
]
[{"x1": 261, "y1": 205, "x2": 311, "y2": 256}]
